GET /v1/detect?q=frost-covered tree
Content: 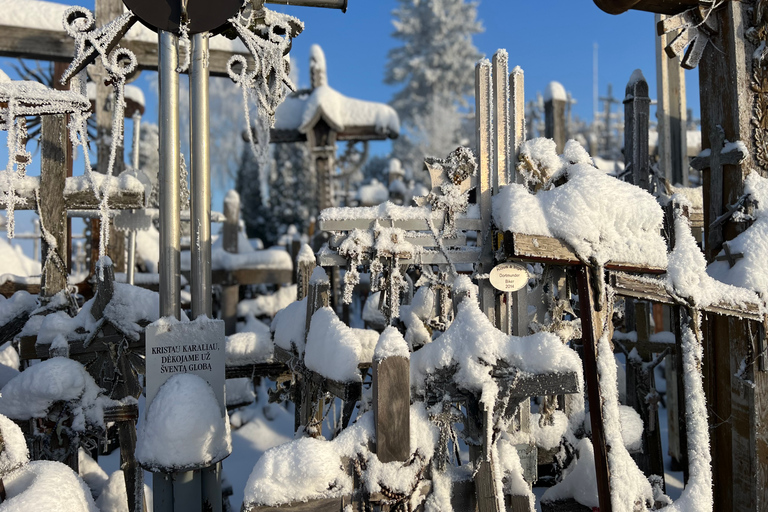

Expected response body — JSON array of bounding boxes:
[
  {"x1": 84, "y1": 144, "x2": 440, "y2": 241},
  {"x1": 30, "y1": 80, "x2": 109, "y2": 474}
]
[
  {"x1": 386, "y1": 0, "x2": 482, "y2": 178},
  {"x1": 237, "y1": 141, "x2": 313, "y2": 247}
]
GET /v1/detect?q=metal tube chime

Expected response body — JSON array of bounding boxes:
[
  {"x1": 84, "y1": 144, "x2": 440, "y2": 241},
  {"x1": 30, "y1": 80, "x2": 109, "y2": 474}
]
[
  {"x1": 190, "y1": 31, "x2": 222, "y2": 512},
  {"x1": 158, "y1": 29, "x2": 181, "y2": 320},
  {"x1": 190, "y1": 32, "x2": 212, "y2": 320},
  {"x1": 155, "y1": 29, "x2": 182, "y2": 512},
  {"x1": 127, "y1": 112, "x2": 142, "y2": 286}
]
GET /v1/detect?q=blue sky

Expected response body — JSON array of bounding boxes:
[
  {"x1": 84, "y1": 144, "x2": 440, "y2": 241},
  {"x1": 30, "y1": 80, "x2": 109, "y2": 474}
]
[{"x1": 1, "y1": 0, "x2": 700, "y2": 238}]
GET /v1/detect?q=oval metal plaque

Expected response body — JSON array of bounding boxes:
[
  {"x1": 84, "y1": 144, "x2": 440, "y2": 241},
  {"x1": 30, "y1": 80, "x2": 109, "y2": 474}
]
[
  {"x1": 122, "y1": 0, "x2": 242, "y2": 35},
  {"x1": 490, "y1": 262, "x2": 529, "y2": 292}
]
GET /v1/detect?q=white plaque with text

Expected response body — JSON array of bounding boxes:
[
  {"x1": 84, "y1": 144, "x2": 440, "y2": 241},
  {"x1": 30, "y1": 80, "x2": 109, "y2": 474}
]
[
  {"x1": 489, "y1": 262, "x2": 529, "y2": 292},
  {"x1": 145, "y1": 318, "x2": 226, "y2": 415}
]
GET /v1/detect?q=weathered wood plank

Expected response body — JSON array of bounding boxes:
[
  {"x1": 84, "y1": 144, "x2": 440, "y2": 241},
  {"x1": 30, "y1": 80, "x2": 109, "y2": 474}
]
[
  {"x1": 245, "y1": 497, "x2": 345, "y2": 512},
  {"x1": 40, "y1": 114, "x2": 68, "y2": 299},
  {"x1": 318, "y1": 215, "x2": 482, "y2": 233},
  {"x1": 0, "y1": 25, "x2": 245, "y2": 78},
  {"x1": 575, "y1": 265, "x2": 612, "y2": 512},
  {"x1": 504, "y1": 232, "x2": 666, "y2": 274},
  {"x1": 373, "y1": 356, "x2": 410, "y2": 463},
  {"x1": 317, "y1": 247, "x2": 481, "y2": 267},
  {"x1": 610, "y1": 271, "x2": 764, "y2": 320}
]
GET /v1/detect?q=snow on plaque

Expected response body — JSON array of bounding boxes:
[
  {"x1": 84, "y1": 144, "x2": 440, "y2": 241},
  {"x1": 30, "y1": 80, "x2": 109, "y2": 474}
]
[
  {"x1": 145, "y1": 316, "x2": 226, "y2": 416},
  {"x1": 489, "y1": 262, "x2": 529, "y2": 292}
]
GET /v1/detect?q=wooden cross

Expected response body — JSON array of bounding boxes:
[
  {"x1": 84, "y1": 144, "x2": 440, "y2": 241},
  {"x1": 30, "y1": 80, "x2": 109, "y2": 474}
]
[{"x1": 689, "y1": 124, "x2": 746, "y2": 257}]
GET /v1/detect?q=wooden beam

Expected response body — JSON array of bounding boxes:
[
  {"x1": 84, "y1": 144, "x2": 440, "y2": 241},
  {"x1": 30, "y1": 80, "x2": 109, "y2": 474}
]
[
  {"x1": 609, "y1": 271, "x2": 764, "y2": 321},
  {"x1": 318, "y1": 214, "x2": 482, "y2": 232},
  {"x1": 317, "y1": 247, "x2": 481, "y2": 267},
  {"x1": 40, "y1": 114, "x2": 68, "y2": 299},
  {"x1": 0, "y1": 26, "x2": 245, "y2": 78},
  {"x1": 503, "y1": 232, "x2": 666, "y2": 274}
]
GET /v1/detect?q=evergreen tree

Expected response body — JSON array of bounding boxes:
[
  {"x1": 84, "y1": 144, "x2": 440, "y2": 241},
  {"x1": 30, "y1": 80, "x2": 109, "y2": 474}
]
[
  {"x1": 237, "y1": 141, "x2": 313, "y2": 247},
  {"x1": 386, "y1": 0, "x2": 483, "y2": 178}
]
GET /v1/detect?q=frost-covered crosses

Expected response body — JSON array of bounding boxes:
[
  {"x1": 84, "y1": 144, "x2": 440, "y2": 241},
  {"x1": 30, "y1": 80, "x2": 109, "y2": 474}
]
[
  {"x1": 414, "y1": 146, "x2": 477, "y2": 237},
  {"x1": 226, "y1": 5, "x2": 303, "y2": 202},
  {"x1": 0, "y1": 78, "x2": 89, "y2": 237}
]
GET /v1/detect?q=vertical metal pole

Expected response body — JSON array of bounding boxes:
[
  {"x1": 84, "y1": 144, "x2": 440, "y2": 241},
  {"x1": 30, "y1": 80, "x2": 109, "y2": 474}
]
[
  {"x1": 190, "y1": 31, "x2": 221, "y2": 512},
  {"x1": 127, "y1": 113, "x2": 142, "y2": 286},
  {"x1": 155, "y1": 29, "x2": 180, "y2": 512},
  {"x1": 158, "y1": 30, "x2": 181, "y2": 320},
  {"x1": 190, "y1": 32, "x2": 212, "y2": 320}
]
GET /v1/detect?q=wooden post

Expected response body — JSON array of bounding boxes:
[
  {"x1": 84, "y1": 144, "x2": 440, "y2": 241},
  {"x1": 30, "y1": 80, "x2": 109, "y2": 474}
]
[
  {"x1": 697, "y1": 4, "x2": 768, "y2": 509},
  {"x1": 296, "y1": 244, "x2": 315, "y2": 301},
  {"x1": 40, "y1": 114, "x2": 68, "y2": 300},
  {"x1": 624, "y1": 69, "x2": 651, "y2": 191},
  {"x1": 655, "y1": 13, "x2": 688, "y2": 186},
  {"x1": 544, "y1": 81, "x2": 566, "y2": 154},
  {"x1": 466, "y1": 395, "x2": 501, "y2": 512},
  {"x1": 222, "y1": 191, "x2": 239, "y2": 335},
  {"x1": 625, "y1": 301, "x2": 666, "y2": 483},
  {"x1": 575, "y1": 265, "x2": 612, "y2": 512},
  {"x1": 372, "y1": 353, "x2": 410, "y2": 463},
  {"x1": 298, "y1": 276, "x2": 330, "y2": 437}
]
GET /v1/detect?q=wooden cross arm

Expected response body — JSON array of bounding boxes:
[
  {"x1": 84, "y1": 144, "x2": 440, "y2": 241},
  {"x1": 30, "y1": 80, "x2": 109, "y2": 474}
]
[
  {"x1": 0, "y1": 25, "x2": 247, "y2": 78},
  {"x1": 1, "y1": 178, "x2": 144, "y2": 211},
  {"x1": 609, "y1": 271, "x2": 764, "y2": 320},
  {"x1": 501, "y1": 231, "x2": 666, "y2": 274},
  {"x1": 593, "y1": 0, "x2": 698, "y2": 16},
  {"x1": 181, "y1": 268, "x2": 293, "y2": 286}
]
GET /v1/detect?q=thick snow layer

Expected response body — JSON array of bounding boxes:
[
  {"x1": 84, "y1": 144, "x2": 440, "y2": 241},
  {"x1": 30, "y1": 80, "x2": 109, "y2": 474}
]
[
  {"x1": 531, "y1": 411, "x2": 568, "y2": 451},
  {"x1": 667, "y1": 211, "x2": 759, "y2": 309},
  {"x1": 0, "y1": 414, "x2": 28, "y2": 475},
  {"x1": 94, "y1": 470, "x2": 128, "y2": 512},
  {"x1": 1, "y1": 460, "x2": 98, "y2": 512},
  {"x1": 227, "y1": 328, "x2": 274, "y2": 366},
  {"x1": 243, "y1": 404, "x2": 438, "y2": 508},
  {"x1": 297, "y1": 243, "x2": 316, "y2": 265},
  {"x1": 77, "y1": 449, "x2": 107, "y2": 501},
  {"x1": 274, "y1": 84, "x2": 399, "y2": 137},
  {"x1": 136, "y1": 373, "x2": 231, "y2": 471},
  {"x1": 357, "y1": 179, "x2": 390, "y2": 206},
  {"x1": 0, "y1": 238, "x2": 41, "y2": 278},
  {"x1": 135, "y1": 225, "x2": 159, "y2": 273},
  {"x1": 0, "y1": 357, "x2": 111, "y2": 430},
  {"x1": 226, "y1": 378, "x2": 255, "y2": 407},
  {"x1": 33, "y1": 283, "x2": 160, "y2": 346},
  {"x1": 243, "y1": 435, "x2": 352, "y2": 506},
  {"x1": 374, "y1": 326, "x2": 410, "y2": 361},
  {"x1": 181, "y1": 244, "x2": 293, "y2": 272},
  {"x1": 64, "y1": 173, "x2": 144, "y2": 196},
  {"x1": 237, "y1": 285, "x2": 297, "y2": 318},
  {"x1": 494, "y1": 158, "x2": 668, "y2": 268},
  {"x1": 707, "y1": 172, "x2": 768, "y2": 298},
  {"x1": 0, "y1": 290, "x2": 37, "y2": 327},
  {"x1": 305, "y1": 307, "x2": 362, "y2": 382},
  {"x1": 102, "y1": 283, "x2": 161, "y2": 339},
  {"x1": 541, "y1": 438, "x2": 599, "y2": 508},
  {"x1": 544, "y1": 81, "x2": 567, "y2": 102},
  {"x1": 584, "y1": 404, "x2": 644, "y2": 453},
  {"x1": 663, "y1": 322, "x2": 713, "y2": 511},
  {"x1": 271, "y1": 297, "x2": 307, "y2": 354},
  {"x1": 410, "y1": 276, "x2": 582, "y2": 406},
  {"x1": 322, "y1": 201, "x2": 469, "y2": 222}
]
